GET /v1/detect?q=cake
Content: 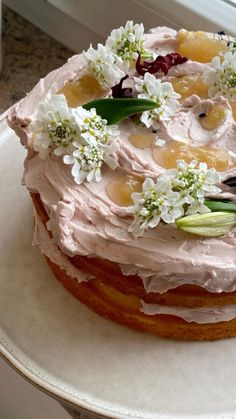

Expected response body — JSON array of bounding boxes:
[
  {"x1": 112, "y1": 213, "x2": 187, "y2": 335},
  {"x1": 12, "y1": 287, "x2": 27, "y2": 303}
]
[{"x1": 8, "y1": 22, "x2": 236, "y2": 340}]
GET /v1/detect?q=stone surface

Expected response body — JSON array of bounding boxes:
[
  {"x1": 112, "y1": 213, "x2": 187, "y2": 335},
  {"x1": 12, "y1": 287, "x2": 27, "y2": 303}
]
[{"x1": 0, "y1": 5, "x2": 72, "y2": 113}]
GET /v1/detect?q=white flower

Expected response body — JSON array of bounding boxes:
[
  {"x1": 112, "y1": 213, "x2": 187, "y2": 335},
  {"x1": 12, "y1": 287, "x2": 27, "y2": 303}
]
[
  {"x1": 134, "y1": 73, "x2": 181, "y2": 129},
  {"x1": 29, "y1": 94, "x2": 80, "y2": 159},
  {"x1": 64, "y1": 106, "x2": 119, "y2": 184},
  {"x1": 84, "y1": 44, "x2": 125, "y2": 89},
  {"x1": 30, "y1": 96, "x2": 120, "y2": 184},
  {"x1": 64, "y1": 141, "x2": 118, "y2": 184},
  {"x1": 128, "y1": 177, "x2": 184, "y2": 236},
  {"x1": 203, "y1": 51, "x2": 236, "y2": 100},
  {"x1": 72, "y1": 106, "x2": 119, "y2": 147},
  {"x1": 165, "y1": 160, "x2": 222, "y2": 215},
  {"x1": 73, "y1": 106, "x2": 119, "y2": 145},
  {"x1": 129, "y1": 159, "x2": 222, "y2": 236},
  {"x1": 106, "y1": 20, "x2": 144, "y2": 70}
]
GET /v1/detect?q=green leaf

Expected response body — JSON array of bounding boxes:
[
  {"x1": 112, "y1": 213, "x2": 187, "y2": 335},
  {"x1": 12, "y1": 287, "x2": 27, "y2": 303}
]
[
  {"x1": 176, "y1": 212, "x2": 236, "y2": 237},
  {"x1": 83, "y1": 98, "x2": 158, "y2": 125},
  {"x1": 205, "y1": 199, "x2": 236, "y2": 213}
]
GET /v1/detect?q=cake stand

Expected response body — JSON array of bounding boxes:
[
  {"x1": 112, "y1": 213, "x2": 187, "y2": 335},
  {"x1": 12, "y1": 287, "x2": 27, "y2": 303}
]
[{"x1": 1, "y1": 113, "x2": 236, "y2": 419}]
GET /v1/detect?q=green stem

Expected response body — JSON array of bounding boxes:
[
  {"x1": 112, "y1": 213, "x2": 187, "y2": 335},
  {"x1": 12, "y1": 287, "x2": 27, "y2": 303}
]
[
  {"x1": 140, "y1": 50, "x2": 154, "y2": 60},
  {"x1": 205, "y1": 199, "x2": 236, "y2": 212}
]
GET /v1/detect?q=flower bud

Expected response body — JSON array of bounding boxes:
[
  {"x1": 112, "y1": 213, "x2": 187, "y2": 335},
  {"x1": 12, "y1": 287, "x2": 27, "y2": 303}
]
[{"x1": 176, "y1": 211, "x2": 236, "y2": 237}]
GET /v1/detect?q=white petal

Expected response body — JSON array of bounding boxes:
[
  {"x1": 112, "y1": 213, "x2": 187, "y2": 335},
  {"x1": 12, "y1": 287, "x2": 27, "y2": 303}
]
[
  {"x1": 155, "y1": 177, "x2": 171, "y2": 193},
  {"x1": 161, "y1": 212, "x2": 175, "y2": 224},
  {"x1": 199, "y1": 162, "x2": 208, "y2": 172},
  {"x1": 148, "y1": 216, "x2": 161, "y2": 228},
  {"x1": 87, "y1": 169, "x2": 95, "y2": 182},
  {"x1": 143, "y1": 178, "x2": 155, "y2": 192},
  {"x1": 95, "y1": 168, "x2": 102, "y2": 182},
  {"x1": 63, "y1": 155, "x2": 75, "y2": 165},
  {"x1": 71, "y1": 161, "x2": 81, "y2": 177}
]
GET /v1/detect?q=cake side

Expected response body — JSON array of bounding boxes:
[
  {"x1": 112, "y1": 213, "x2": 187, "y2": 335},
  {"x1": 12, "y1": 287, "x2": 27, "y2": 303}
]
[
  {"x1": 8, "y1": 22, "x2": 236, "y2": 339},
  {"x1": 33, "y1": 191, "x2": 236, "y2": 340}
]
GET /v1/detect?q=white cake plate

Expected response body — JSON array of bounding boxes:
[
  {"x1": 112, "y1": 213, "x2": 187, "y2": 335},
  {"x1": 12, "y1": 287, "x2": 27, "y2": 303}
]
[{"x1": 1, "y1": 114, "x2": 236, "y2": 419}]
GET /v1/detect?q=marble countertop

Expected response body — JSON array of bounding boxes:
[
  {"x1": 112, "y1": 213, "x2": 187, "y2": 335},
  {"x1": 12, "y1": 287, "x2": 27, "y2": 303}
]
[{"x1": 0, "y1": 5, "x2": 72, "y2": 114}]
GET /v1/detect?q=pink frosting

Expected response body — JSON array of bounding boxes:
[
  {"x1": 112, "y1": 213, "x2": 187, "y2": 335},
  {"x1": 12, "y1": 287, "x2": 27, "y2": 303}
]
[
  {"x1": 8, "y1": 27, "x2": 236, "y2": 296},
  {"x1": 141, "y1": 301, "x2": 236, "y2": 324},
  {"x1": 33, "y1": 213, "x2": 93, "y2": 283},
  {"x1": 34, "y1": 211, "x2": 236, "y2": 325},
  {"x1": 165, "y1": 96, "x2": 236, "y2": 149}
]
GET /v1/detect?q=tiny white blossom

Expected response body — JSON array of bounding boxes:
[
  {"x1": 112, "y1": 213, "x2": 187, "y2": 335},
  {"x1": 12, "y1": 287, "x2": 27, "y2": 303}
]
[
  {"x1": 64, "y1": 106, "x2": 119, "y2": 184},
  {"x1": 84, "y1": 44, "x2": 125, "y2": 89},
  {"x1": 30, "y1": 96, "x2": 120, "y2": 186},
  {"x1": 72, "y1": 106, "x2": 119, "y2": 147},
  {"x1": 165, "y1": 160, "x2": 222, "y2": 215},
  {"x1": 64, "y1": 141, "x2": 118, "y2": 184},
  {"x1": 128, "y1": 177, "x2": 184, "y2": 236},
  {"x1": 203, "y1": 51, "x2": 236, "y2": 100},
  {"x1": 134, "y1": 73, "x2": 181, "y2": 129},
  {"x1": 106, "y1": 20, "x2": 144, "y2": 70},
  {"x1": 29, "y1": 94, "x2": 80, "y2": 159}
]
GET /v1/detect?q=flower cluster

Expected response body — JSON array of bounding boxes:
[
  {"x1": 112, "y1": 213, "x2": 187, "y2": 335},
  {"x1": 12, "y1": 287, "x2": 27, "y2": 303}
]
[
  {"x1": 29, "y1": 94, "x2": 79, "y2": 159},
  {"x1": 166, "y1": 160, "x2": 221, "y2": 215},
  {"x1": 71, "y1": 106, "x2": 118, "y2": 146},
  {"x1": 64, "y1": 141, "x2": 118, "y2": 184},
  {"x1": 84, "y1": 44, "x2": 125, "y2": 89},
  {"x1": 30, "y1": 94, "x2": 119, "y2": 184},
  {"x1": 129, "y1": 177, "x2": 184, "y2": 236},
  {"x1": 203, "y1": 50, "x2": 236, "y2": 100},
  {"x1": 106, "y1": 20, "x2": 145, "y2": 69},
  {"x1": 134, "y1": 72, "x2": 181, "y2": 129},
  {"x1": 129, "y1": 160, "x2": 221, "y2": 236},
  {"x1": 84, "y1": 21, "x2": 145, "y2": 87}
]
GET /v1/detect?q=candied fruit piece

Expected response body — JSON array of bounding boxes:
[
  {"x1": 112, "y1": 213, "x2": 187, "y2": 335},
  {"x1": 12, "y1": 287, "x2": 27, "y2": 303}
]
[
  {"x1": 152, "y1": 141, "x2": 232, "y2": 171},
  {"x1": 58, "y1": 74, "x2": 104, "y2": 107},
  {"x1": 171, "y1": 74, "x2": 208, "y2": 101},
  {"x1": 107, "y1": 175, "x2": 143, "y2": 206},
  {"x1": 128, "y1": 133, "x2": 156, "y2": 148},
  {"x1": 199, "y1": 105, "x2": 226, "y2": 130},
  {"x1": 177, "y1": 30, "x2": 227, "y2": 63}
]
